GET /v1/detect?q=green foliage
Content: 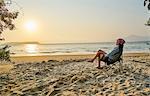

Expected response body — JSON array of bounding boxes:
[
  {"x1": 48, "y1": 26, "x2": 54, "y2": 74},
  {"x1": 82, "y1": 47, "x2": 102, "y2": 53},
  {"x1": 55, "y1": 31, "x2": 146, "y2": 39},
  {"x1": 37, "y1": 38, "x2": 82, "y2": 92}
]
[
  {"x1": 144, "y1": 0, "x2": 150, "y2": 10},
  {"x1": 145, "y1": 18, "x2": 150, "y2": 26},
  {"x1": 144, "y1": 0, "x2": 150, "y2": 26},
  {"x1": 0, "y1": 0, "x2": 17, "y2": 61},
  {"x1": 0, "y1": 0, "x2": 18, "y2": 40},
  {"x1": 0, "y1": 45, "x2": 10, "y2": 61}
]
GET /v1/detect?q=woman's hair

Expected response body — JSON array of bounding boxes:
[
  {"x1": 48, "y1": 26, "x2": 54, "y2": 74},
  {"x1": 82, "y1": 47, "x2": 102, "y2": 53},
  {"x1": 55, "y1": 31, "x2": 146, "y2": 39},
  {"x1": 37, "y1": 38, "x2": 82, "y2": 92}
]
[{"x1": 116, "y1": 38, "x2": 125, "y2": 45}]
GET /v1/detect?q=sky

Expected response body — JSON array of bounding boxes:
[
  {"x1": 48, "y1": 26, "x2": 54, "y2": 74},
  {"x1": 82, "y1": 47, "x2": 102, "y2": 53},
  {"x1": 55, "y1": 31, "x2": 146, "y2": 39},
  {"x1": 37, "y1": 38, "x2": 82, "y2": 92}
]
[{"x1": 3, "y1": 0, "x2": 150, "y2": 43}]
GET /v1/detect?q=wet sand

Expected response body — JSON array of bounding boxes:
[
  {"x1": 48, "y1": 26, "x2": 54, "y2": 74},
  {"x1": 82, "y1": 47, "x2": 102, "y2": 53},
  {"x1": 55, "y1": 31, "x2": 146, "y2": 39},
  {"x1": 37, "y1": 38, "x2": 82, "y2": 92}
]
[
  {"x1": 10, "y1": 54, "x2": 94, "y2": 64},
  {"x1": 0, "y1": 53, "x2": 150, "y2": 96},
  {"x1": 10, "y1": 53, "x2": 150, "y2": 63}
]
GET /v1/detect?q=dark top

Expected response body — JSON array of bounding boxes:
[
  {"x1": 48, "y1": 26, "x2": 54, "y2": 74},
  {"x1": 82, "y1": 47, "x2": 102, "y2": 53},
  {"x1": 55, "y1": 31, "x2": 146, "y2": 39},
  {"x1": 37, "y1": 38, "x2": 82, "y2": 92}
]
[{"x1": 105, "y1": 45, "x2": 123, "y2": 64}]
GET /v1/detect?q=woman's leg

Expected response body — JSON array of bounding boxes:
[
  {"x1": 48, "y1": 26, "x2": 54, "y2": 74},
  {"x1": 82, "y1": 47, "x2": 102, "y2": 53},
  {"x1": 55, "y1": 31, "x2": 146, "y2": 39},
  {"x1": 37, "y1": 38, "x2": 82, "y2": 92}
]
[{"x1": 89, "y1": 50, "x2": 106, "y2": 68}]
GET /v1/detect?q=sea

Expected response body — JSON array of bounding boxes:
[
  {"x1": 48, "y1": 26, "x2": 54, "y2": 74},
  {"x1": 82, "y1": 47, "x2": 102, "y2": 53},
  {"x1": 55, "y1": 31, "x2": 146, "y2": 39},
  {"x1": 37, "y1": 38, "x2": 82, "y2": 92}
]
[{"x1": 1, "y1": 41, "x2": 150, "y2": 56}]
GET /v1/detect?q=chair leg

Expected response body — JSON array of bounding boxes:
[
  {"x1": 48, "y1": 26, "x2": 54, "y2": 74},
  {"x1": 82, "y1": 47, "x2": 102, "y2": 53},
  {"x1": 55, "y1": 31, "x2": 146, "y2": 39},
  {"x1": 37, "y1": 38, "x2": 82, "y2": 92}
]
[
  {"x1": 103, "y1": 59, "x2": 124, "y2": 76},
  {"x1": 101, "y1": 63, "x2": 112, "y2": 76},
  {"x1": 118, "y1": 61, "x2": 123, "y2": 74}
]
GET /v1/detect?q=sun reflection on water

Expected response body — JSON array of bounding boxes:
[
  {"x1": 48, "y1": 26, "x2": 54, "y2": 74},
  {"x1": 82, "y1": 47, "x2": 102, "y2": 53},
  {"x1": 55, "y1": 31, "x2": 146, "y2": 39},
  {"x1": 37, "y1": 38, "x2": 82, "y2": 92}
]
[{"x1": 25, "y1": 44, "x2": 38, "y2": 54}]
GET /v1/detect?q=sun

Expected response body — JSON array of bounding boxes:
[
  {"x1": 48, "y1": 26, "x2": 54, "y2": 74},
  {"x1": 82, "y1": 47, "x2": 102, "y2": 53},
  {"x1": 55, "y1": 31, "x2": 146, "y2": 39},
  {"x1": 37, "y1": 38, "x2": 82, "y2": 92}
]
[{"x1": 24, "y1": 21, "x2": 37, "y2": 32}]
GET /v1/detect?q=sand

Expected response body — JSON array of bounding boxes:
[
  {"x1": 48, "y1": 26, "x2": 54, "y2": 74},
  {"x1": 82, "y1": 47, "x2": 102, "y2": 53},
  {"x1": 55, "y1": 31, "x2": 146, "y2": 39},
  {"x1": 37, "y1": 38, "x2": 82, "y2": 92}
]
[
  {"x1": 10, "y1": 54, "x2": 94, "y2": 64},
  {"x1": 0, "y1": 53, "x2": 150, "y2": 96},
  {"x1": 10, "y1": 53, "x2": 150, "y2": 64},
  {"x1": 0, "y1": 63, "x2": 13, "y2": 74}
]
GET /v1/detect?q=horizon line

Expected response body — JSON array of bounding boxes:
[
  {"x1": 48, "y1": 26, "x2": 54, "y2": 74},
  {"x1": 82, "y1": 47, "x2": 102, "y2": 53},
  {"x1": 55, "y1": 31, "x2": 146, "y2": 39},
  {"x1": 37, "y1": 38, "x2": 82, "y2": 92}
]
[{"x1": 2, "y1": 40, "x2": 150, "y2": 45}]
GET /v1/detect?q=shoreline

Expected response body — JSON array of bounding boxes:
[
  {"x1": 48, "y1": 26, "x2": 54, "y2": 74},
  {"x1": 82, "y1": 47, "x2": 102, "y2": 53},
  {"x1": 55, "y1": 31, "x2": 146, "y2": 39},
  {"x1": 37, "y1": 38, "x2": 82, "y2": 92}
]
[{"x1": 10, "y1": 53, "x2": 150, "y2": 64}]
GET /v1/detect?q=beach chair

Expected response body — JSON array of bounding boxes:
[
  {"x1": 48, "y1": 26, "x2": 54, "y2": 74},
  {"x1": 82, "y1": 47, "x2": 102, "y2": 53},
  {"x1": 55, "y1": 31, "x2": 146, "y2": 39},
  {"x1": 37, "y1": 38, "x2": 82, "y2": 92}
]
[
  {"x1": 101, "y1": 45, "x2": 124, "y2": 76},
  {"x1": 89, "y1": 38, "x2": 125, "y2": 75},
  {"x1": 104, "y1": 45, "x2": 123, "y2": 65}
]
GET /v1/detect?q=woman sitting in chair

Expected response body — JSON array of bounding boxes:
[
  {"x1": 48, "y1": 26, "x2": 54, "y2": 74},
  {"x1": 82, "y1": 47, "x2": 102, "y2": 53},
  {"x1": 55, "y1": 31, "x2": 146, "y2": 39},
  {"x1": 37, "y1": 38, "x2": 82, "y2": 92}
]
[{"x1": 88, "y1": 38, "x2": 125, "y2": 69}]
